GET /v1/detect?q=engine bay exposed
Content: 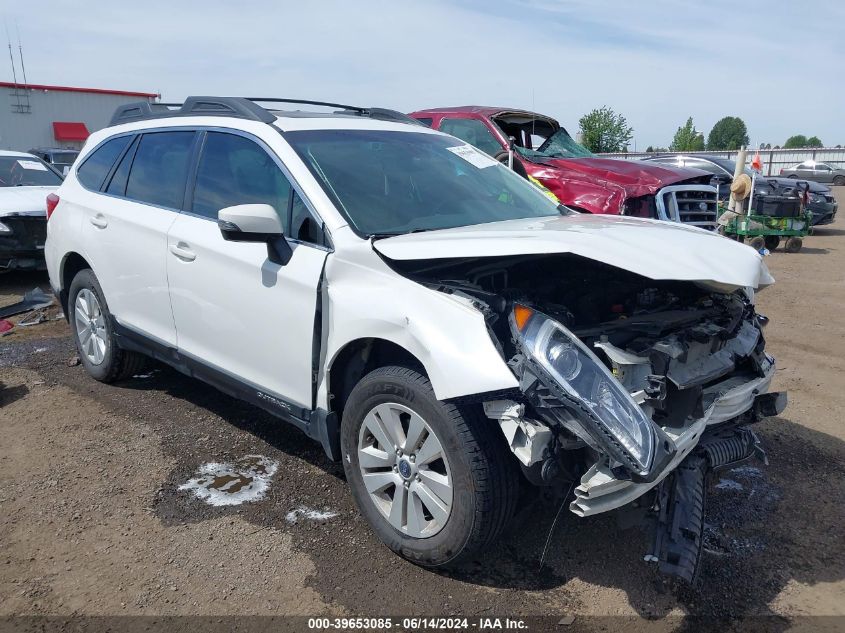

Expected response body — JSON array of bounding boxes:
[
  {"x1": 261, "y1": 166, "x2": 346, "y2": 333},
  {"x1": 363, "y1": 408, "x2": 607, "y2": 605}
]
[
  {"x1": 391, "y1": 252, "x2": 773, "y2": 469},
  {"x1": 389, "y1": 251, "x2": 782, "y2": 581}
]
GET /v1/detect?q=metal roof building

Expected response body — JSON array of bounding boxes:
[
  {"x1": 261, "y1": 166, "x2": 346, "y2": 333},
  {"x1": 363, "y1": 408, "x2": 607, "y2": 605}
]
[{"x1": 0, "y1": 82, "x2": 158, "y2": 151}]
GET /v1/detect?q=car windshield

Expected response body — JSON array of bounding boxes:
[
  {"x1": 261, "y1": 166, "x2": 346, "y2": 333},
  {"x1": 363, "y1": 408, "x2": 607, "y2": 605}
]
[
  {"x1": 0, "y1": 156, "x2": 63, "y2": 187},
  {"x1": 286, "y1": 129, "x2": 563, "y2": 236},
  {"x1": 515, "y1": 128, "x2": 594, "y2": 160}
]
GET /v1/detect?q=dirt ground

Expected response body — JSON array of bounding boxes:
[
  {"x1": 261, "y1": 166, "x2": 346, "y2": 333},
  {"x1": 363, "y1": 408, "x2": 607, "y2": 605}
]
[{"x1": 2, "y1": 193, "x2": 844, "y2": 631}]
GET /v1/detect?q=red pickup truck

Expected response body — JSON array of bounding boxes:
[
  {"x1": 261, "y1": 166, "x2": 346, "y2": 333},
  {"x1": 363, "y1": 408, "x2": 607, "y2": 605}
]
[{"x1": 408, "y1": 106, "x2": 719, "y2": 230}]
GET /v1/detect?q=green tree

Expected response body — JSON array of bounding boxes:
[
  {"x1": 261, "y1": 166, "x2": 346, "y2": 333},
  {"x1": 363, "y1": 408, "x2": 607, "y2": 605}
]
[
  {"x1": 784, "y1": 135, "x2": 808, "y2": 148},
  {"x1": 578, "y1": 106, "x2": 633, "y2": 153},
  {"x1": 670, "y1": 117, "x2": 705, "y2": 151},
  {"x1": 706, "y1": 116, "x2": 749, "y2": 150},
  {"x1": 806, "y1": 136, "x2": 823, "y2": 148}
]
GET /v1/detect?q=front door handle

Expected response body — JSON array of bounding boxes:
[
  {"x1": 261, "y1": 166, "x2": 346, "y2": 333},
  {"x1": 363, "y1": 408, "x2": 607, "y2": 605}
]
[
  {"x1": 89, "y1": 214, "x2": 108, "y2": 229},
  {"x1": 169, "y1": 243, "x2": 197, "y2": 262}
]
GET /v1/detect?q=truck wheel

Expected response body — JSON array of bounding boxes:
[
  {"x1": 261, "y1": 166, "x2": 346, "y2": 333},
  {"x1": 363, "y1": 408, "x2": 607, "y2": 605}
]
[
  {"x1": 68, "y1": 269, "x2": 147, "y2": 383},
  {"x1": 784, "y1": 237, "x2": 803, "y2": 253},
  {"x1": 764, "y1": 235, "x2": 780, "y2": 251},
  {"x1": 341, "y1": 366, "x2": 519, "y2": 567}
]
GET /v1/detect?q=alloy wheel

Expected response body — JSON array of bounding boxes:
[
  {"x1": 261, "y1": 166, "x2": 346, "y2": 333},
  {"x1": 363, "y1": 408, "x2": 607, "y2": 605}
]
[
  {"x1": 74, "y1": 288, "x2": 108, "y2": 365},
  {"x1": 357, "y1": 402, "x2": 453, "y2": 538}
]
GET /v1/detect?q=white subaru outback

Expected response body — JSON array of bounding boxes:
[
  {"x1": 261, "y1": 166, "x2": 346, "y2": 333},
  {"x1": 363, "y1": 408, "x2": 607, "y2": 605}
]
[{"x1": 45, "y1": 97, "x2": 784, "y2": 581}]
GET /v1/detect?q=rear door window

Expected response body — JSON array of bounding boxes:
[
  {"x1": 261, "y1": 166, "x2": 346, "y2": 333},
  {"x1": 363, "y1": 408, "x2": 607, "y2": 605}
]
[
  {"x1": 438, "y1": 118, "x2": 503, "y2": 157},
  {"x1": 77, "y1": 135, "x2": 133, "y2": 190},
  {"x1": 191, "y1": 132, "x2": 291, "y2": 230},
  {"x1": 125, "y1": 131, "x2": 196, "y2": 209}
]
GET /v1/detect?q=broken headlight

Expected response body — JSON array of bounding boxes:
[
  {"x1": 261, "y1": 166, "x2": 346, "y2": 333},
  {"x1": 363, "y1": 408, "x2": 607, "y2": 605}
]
[{"x1": 510, "y1": 305, "x2": 655, "y2": 475}]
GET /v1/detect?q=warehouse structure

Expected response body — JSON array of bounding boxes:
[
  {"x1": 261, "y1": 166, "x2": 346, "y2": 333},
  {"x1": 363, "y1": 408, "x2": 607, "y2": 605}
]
[{"x1": 0, "y1": 82, "x2": 158, "y2": 151}]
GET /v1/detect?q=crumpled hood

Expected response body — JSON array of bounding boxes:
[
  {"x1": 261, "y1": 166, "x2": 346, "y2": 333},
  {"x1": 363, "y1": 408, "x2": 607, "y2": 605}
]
[
  {"x1": 0, "y1": 186, "x2": 56, "y2": 216},
  {"x1": 373, "y1": 214, "x2": 774, "y2": 291},
  {"x1": 531, "y1": 157, "x2": 709, "y2": 197}
]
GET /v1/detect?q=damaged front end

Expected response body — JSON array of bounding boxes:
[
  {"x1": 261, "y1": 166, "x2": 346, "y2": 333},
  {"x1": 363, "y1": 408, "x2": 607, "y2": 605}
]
[{"x1": 403, "y1": 254, "x2": 785, "y2": 582}]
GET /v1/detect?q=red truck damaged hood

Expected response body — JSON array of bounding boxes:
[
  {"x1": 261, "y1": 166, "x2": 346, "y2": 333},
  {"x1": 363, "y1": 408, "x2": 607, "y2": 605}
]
[
  {"x1": 523, "y1": 157, "x2": 711, "y2": 215},
  {"x1": 533, "y1": 157, "x2": 707, "y2": 195}
]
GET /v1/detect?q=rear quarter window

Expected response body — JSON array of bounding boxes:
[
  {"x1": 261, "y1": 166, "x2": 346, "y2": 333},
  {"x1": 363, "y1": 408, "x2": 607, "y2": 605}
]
[{"x1": 76, "y1": 136, "x2": 133, "y2": 190}]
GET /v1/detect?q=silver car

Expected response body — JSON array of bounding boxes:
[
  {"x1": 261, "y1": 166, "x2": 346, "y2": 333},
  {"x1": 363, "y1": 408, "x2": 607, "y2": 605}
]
[{"x1": 780, "y1": 161, "x2": 845, "y2": 185}]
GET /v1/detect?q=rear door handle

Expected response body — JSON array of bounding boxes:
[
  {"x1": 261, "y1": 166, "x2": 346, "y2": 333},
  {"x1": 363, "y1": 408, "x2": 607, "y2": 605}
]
[
  {"x1": 169, "y1": 243, "x2": 197, "y2": 262},
  {"x1": 89, "y1": 214, "x2": 108, "y2": 229}
]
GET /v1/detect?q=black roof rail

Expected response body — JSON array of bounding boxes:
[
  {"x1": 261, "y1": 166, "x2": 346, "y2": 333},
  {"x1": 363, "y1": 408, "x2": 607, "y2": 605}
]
[
  {"x1": 245, "y1": 97, "x2": 366, "y2": 113},
  {"x1": 110, "y1": 97, "x2": 277, "y2": 126},
  {"x1": 110, "y1": 96, "x2": 422, "y2": 127}
]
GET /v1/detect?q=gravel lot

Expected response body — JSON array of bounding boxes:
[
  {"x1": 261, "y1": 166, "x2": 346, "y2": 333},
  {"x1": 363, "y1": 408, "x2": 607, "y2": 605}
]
[{"x1": 2, "y1": 193, "x2": 844, "y2": 630}]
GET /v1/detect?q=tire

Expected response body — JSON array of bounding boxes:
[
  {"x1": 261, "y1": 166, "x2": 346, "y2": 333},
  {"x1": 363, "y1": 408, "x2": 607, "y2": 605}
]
[
  {"x1": 748, "y1": 236, "x2": 766, "y2": 251},
  {"x1": 784, "y1": 236, "x2": 803, "y2": 253},
  {"x1": 787, "y1": 174, "x2": 798, "y2": 179},
  {"x1": 764, "y1": 235, "x2": 780, "y2": 251},
  {"x1": 341, "y1": 366, "x2": 519, "y2": 567},
  {"x1": 833, "y1": 175, "x2": 845, "y2": 186},
  {"x1": 493, "y1": 151, "x2": 528, "y2": 179},
  {"x1": 68, "y1": 269, "x2": 147, "y2": 383}
]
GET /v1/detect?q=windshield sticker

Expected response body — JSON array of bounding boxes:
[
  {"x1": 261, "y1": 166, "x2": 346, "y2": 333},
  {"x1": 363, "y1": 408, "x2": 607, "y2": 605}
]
[
  {"x1": 17, "y1": 160, "x2": 49, "y2": 171},
  {"x1": 446, "y1": 145, "x2": 500, "y2": 169}
]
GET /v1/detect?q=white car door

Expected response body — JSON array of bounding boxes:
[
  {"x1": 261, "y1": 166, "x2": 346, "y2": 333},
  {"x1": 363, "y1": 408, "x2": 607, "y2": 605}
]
[
  {"x1": 166, "y1": 130, "x2": 328, "y2": 409},
  {"x1": 77, "y1": 131, "x2": 196, "y2": 345}
]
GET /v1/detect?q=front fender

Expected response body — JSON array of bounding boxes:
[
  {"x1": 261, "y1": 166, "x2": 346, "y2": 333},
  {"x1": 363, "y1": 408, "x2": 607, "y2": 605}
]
[{"x1": 318, "y1": 242, "x2": 518, "y2": 408}]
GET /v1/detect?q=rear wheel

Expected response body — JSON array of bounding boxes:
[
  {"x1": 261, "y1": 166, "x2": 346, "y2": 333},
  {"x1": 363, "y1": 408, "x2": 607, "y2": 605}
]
[
  {"x1": 68, "y1": 269, "x2": 147, "y2": 383},
  {"x1": 341, "y1": 366, "x2": 519, "y2": 567},
  {"x1": 833, "y1": 175, "x2": 845, "y2": 186},
  {"x1": 784, "y1": 236, "x2": 803, "y2": 253}
]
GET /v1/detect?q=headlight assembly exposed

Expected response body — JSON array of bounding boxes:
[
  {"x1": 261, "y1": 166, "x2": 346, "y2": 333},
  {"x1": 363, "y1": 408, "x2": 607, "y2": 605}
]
[{"x1": 510, "y1": 304, "x2": 655, "y2": 474}]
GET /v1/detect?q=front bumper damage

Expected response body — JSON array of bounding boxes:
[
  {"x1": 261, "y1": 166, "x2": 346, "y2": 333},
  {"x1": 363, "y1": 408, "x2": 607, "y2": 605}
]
[
  {"x1": 483, "y1": 293, "x2": 786, "y2": 582},
  {"x1": 571, "y1": 359, "x2": 776, "y2": 517},
  {"x1": 0, "y1": 212, "x2": 48, "y2": 271}
]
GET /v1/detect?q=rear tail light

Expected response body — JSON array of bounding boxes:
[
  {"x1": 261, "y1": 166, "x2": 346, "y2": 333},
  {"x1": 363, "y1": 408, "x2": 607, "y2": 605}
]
[
  {"x1": 46, "y1": 193, "x2": 60, "y2": 220},
  {"x1": 779, "y1": 168, "x2": 784, "y2": 175}
]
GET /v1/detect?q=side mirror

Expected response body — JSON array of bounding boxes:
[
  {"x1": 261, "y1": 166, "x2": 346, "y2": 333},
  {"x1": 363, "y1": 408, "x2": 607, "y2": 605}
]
[{"x1": 217, "y1": 203, "x2": 292, "y2": 266}]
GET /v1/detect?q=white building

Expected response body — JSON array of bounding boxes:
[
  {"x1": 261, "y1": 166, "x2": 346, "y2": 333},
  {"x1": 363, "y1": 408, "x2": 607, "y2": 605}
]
[{"x1": 0, "y1": 81, "x2": 158, "y2": 151}]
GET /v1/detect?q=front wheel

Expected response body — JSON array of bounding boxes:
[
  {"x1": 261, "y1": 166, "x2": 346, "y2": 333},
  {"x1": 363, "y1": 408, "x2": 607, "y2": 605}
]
[
  {"x1": 764, "y1": 235, "x2": 780, "y2": 251},
  {"x1": 341, "y1": 366, "x2": 519, "y2": 567}
]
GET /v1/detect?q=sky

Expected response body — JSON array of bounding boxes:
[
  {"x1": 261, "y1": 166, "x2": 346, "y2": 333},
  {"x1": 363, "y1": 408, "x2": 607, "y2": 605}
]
[{"x1": 2, "y1": 0, "x2": 843, "y2": 148}]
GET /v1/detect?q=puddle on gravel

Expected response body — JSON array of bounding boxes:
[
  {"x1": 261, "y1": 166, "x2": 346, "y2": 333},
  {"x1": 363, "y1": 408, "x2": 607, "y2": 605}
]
[
  {"x1": 179, "y1": 455, "x2": 278, "y2": 506},
  {"x1": 716, "y1": 478, "x2": 744, "y2": 491},
  {"x1": 285, "y1": 506, "x2": 338, "y2": 524}
]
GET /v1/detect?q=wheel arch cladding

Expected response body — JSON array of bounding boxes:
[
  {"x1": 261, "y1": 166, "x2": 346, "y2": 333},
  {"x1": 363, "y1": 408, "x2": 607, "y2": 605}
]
[
  {"x1": 328, "y1": 338, "x2": 426, "y2": 424},
  {"x1": 60, "y1": 252, "x2": 93, "y2": 315}
]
